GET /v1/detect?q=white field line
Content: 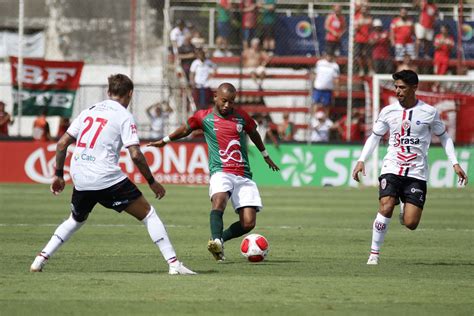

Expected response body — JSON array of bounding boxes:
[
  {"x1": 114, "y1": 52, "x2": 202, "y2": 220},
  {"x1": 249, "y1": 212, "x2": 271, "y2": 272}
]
[{"x1": 0, "y1": 223, "x2": 473, "y2": 232}]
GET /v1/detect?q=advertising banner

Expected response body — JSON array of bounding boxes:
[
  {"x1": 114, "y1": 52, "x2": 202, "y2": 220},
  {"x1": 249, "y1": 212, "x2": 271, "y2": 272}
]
[
  {"x1": 0, "y1": 141, "x2": 471, "y2": 188},
  {"x1": 10, "y1": 56, "x2": 84, "y2": 118}
]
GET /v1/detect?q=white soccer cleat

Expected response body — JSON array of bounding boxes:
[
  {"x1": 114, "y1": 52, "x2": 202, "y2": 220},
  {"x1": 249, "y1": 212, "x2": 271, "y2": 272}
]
[
  {"x1": 30, "y1": 253, "x2": 48, "y2": 272},
  {"x1": 207, "y1": 238, "x2": 225, "y2": 262},
  {"x1": 168, "y1": 262, "x2": 197, "y2": 275},
  {"x1": 367, "y1": 254, "x2": 379, "y2": 265}
]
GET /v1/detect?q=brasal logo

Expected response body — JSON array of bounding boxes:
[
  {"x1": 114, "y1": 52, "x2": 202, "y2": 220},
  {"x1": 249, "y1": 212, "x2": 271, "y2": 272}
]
[{"x1": 218, "y1": 140, "x2": 243, "y2": 163}]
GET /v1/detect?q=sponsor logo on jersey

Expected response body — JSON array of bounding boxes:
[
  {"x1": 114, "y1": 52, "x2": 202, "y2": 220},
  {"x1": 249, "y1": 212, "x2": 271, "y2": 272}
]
[
  {"x1": 74, "y1": 153, "x2": 96, "y2": 162},
  {"x1": 394, "y1": 133, "x2": 420, "y2": 147},
  {"x1": 218, "y1": 139, "x2": 243, "y2": 163},
  {"x1": 131, "y1": 124, "x2": 137, "y2": 134}
]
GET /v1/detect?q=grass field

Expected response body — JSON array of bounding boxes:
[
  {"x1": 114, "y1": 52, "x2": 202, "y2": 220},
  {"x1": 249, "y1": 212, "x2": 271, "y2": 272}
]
[{"x1": 0, "y1": 183, "x2": 473, "y2": 315}]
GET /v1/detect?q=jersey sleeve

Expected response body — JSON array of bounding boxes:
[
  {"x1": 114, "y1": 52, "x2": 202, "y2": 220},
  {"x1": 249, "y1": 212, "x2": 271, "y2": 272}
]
[
  {"x1": 66, "y1": 114, "x2": 82, "y2": 139},
  {"x1": 121, "y1": 114, "x2": 140, "y2": 147},
  {"x1": 239, "y1": 110, "x2": 257, "y2": 132},
  {"x1": 372, "y1": 108, "x2": 389, "y2": 136},
  {"x1": 190, "y1": 60, "x2": 198, "y2": 73},
  {"x1": 187, "y1": 111, "x2": 203, "y2": 130},
  {"x1": 431, "y1": 109, "x2": 447, "y2": 136}
]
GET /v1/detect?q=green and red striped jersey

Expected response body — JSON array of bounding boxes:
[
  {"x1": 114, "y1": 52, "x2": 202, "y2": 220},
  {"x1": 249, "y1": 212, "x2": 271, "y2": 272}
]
[{"x1": 187, "y1": 108, "x2": 257, "y2": 178}]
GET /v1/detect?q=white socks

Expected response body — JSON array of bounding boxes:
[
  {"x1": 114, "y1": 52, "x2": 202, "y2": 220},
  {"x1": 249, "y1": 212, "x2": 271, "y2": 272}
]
[
  {"x1": 142, "y1": 206, "x2": 177, "y2": 264},
  {"x1": 370, "y1": 212, "x2": 391, "y2": 255},
  {"x1": 41, "y1": 214, "x2": 85, "y2": 258}
]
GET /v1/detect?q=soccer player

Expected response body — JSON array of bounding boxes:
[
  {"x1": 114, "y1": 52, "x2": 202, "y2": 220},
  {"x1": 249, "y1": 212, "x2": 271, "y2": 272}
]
[
  {"x1": 30, "y1": 74, "x2": 196, "y2": 275},
  {"x1": 352, "y1": 70, "x2": 468, "y2": 265},
  {"x1": 148, "y1": 82, "x2": 280, "y2": 261}
]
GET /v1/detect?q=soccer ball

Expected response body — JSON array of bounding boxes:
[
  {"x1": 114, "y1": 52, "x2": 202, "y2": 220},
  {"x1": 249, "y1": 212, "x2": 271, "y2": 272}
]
[{"x1": 240, "y1": 234, "x2": 269, "y2": 262}]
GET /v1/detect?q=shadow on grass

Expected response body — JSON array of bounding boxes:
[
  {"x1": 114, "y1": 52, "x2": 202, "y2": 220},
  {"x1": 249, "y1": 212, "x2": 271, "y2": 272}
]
[{"x1": 101, "y1": 269, "x2": 221, "y2": 274}]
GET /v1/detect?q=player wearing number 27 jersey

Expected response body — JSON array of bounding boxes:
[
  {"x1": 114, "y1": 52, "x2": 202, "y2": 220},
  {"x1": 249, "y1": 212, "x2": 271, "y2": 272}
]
[
  {"x1": 68, "y1": 99, "x2": 139, "y2": 190},
  {"x1": 352, "y1": 70, "x2": 468, "y2": 266}
]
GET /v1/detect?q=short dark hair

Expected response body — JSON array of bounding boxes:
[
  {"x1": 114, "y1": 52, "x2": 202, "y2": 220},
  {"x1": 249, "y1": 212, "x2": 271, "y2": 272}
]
[
  {"x1": 108, "y1": 74, "x2": 133, "y2": 97},
  {"x1": 392, "y1": 70, "x2": 418, "y2": 85}
]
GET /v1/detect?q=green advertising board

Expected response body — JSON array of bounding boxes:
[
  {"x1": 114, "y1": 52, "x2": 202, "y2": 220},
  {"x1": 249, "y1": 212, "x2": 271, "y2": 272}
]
[{"x1": 249, "y1": 144, "x2": 473, "y2": 188}]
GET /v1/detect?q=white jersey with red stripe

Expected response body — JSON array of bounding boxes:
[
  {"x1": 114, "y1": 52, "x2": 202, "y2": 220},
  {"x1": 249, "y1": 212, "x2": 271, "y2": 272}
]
[
  {"x1": 373, "y1": 100, "x2": 446, "y2": 181},
  {"x1": 67, "y1": 100, "x2": 140, "y2": 191}
]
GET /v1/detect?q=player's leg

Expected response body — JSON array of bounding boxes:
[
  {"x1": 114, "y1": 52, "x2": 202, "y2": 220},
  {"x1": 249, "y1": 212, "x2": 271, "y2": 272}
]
[
  {"x1": 367, "y1": 174, "x2": 400, "y2": 265},
  {"x1": 222, "y1": 207, "x2": 257, "y2": 242},
  {"x1": 30, "y1": 189, "x2": 93, "y2": 272},
  {"x1": 207, "y1": 172, "x2": 232, "y2": 261},
  {"x1": 400, "y1": 178, "x2": 427, "y2": 231},
  {"x1": 124, "y1": 196, "x2": 195, "y2": 275},
  {"x1": 222, "y1": 176, "x2": 262, "y2": 242}
]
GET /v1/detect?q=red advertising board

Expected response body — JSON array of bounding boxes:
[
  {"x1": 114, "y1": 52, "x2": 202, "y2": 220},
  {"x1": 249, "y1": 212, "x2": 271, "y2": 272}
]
[{"x1": 0, "y1": 141, "x2": 210, "y2": 184}]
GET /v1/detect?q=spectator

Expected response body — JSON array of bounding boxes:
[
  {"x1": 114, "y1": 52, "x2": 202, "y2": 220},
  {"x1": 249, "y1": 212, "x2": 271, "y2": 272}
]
[
  {"x1": 216, "y1": 0, "x2": 233, "y2": 44},
  {"x1": 334, "y1": 110, "x2": 365, "y2": 142},
  {"x1": 190, "y1": 30, "x2": 206, "y2": 49},
  {"x1": 433, "y1": 25, "x2": 454, "y2": 75},
  {"x1": 390, "y1": 8, "x2": 415, "y2": 61},
  {"x1": 324, "y1": 4, "x2": 346, "y2": 56},
  {"x1": 369, "y1": 19, "x2": 392, "y2": 74},
  {"x1": 414, "y1": 0, "x2": 438, "y2": 58},
  {"x1": 242, "y1": 37, "x2": 270, "y2": 87},
  {"x1": 170, "y1": 19, "x2": 189, "y2": 55},
  {"x1": 190, "y1": 49, "x2": 217, "y2": 110},
  {"x1": 33, "y1": 108, "x2": 52, "y2": 141},
  {"x1": 240, "y1": 0, "x2": 258, "y2": 49},
  {"x1": 258, "y1": 0, "x2": 277, "y2": 55},
  {"x1": 0, "y1": 101, "x2": 13, "y2": 137},
  {"x1": 311, "y1": 52, "x2": 340, "y2": 115},
  {"x1": 177, "y1": 33, "x2": 196, "y2": 80},
  {"x1": 253, "y1": 113, "x2": 279, "y2": 147},
  {"x1": 396, "y1": 53, "x2": 418, "y2": 73},
  {"x1": 310, "y1": 111, "x2": 334, "y2": 143},
  {"x1": 213, "y1": 35, "x2": 234, "y2": 57},
  {"x1": 354, "y1": 5, "x2": 373, "y2": 75},
  {"x1": 277, "y1": 113, "x2": 295, "y2": 141},
  {"x1": 57, "y1": 117, "x2": 70, "y2": 138},
  {"x1": 147, "y1": 102, "x2": 173, "y2": 139}
]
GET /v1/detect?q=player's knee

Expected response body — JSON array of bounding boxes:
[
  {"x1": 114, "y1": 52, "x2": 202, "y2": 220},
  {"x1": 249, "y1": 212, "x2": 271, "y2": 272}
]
[
  {"x1": 71, "y1": 211, "x2": 88, "y2": 223},
  {"x1": 241, "y1": 220, "x2": 255, "y2": 232},
  {"x1": 379, "y1": 203, "x2": 395, "y2": 217},
  {"x1": 405, "y1": 221, "x2": 419, "y2": 230}
]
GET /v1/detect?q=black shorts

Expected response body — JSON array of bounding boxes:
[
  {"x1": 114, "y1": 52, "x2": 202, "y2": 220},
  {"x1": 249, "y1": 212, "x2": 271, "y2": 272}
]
[
  {"x1": 378, "y1": 174, "x2": 427, "y2": 209},
  {"x1": 71, "y1": 178, "x2": 142, "y2": 221}
]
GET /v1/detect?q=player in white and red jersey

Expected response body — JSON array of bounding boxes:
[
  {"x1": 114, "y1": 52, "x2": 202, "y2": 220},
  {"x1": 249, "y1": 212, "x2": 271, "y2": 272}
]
[
  {"x1": 390, "y1": 8, "x2": 415, "y2": 61},
  {"x1": 148, "y1": 82, "x2": 280, "y2": 261},
  {"x1": 352, "y1": 70, "x2": 468, "y2": 265},
  {"x1": 414, "y1": 0, "x2": 438, "y2": 58},
  {"x1": 30, "y1": 74, "x2": 196, "y2": 275}
]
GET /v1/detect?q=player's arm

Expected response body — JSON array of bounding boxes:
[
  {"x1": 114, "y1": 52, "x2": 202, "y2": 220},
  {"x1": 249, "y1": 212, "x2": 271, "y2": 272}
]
[
  {"x1": 127, "y1": 145, "x2": 166, "y2": 199},
  {"x1": 51, "y1": 132, "x2": 76, "y2": 195},
  {"x1": 247, "y1": 128, "x2": 280, "y2": 171},
  {"x1": 147, "y1": 123, "x2": 193, "y2": 148},
  {"x1": 437, "y1": 132, "x2": 468, "y2": 186}
]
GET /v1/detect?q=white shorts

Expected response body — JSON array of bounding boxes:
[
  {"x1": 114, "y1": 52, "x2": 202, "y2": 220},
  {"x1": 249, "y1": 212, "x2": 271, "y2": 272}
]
[
  {"x1": 415, "y1": 23, "x2": 434, "y2": 41},
  {"x1": 394, "y1": 43, "x2": 415, "y2": 61},
  {"x1": 209, "y1": 172, "x2": 263, "y2": 212}
]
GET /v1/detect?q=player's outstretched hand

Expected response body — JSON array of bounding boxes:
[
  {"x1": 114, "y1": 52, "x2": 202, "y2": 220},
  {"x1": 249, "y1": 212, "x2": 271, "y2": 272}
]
[
  {"x1": 264, "y1": 156, "x2": 280, "y2": 171},
  {"x1": 150, "y1": 181, "x2": 166, "y2": 199},
  {"x1": 147, "y1": 139, "x2": 167, "y2": 148},
  {"x1": 454, "y1": 164, "x2": 468, "y2": 186},
  {"x1": 352, "y1": 161, "x2": 365, "y2": 183},
  {"x1": 50, "y1": 176, "x2": 65, "y2": 195}
]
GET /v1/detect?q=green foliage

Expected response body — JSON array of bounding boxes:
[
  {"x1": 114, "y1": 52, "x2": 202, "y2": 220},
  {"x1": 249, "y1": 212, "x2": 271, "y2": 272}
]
[{"x1": 0, "y1": 184, "x2": 473, "y2": 315}]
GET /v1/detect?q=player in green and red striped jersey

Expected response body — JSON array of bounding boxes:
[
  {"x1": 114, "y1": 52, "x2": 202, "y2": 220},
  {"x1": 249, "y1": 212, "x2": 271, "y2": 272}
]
[{"x1": 148, "y1": 82, "x2": 279, "y2": 261}]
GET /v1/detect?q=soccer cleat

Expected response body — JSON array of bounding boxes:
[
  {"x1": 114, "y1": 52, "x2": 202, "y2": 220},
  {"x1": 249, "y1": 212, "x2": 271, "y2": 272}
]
[
  {"x1": 367, "y1": 254, "x2": 379, "y2": 265},
  {"x1": 30, "y1": 253, "x2": 48, "y2": 272},
  {"x1": 168, "y1": 262, "x2": 197, "y2": 275},
  {"x1": 207, "y1": 238, "x2": 225, "y2": 261}
]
